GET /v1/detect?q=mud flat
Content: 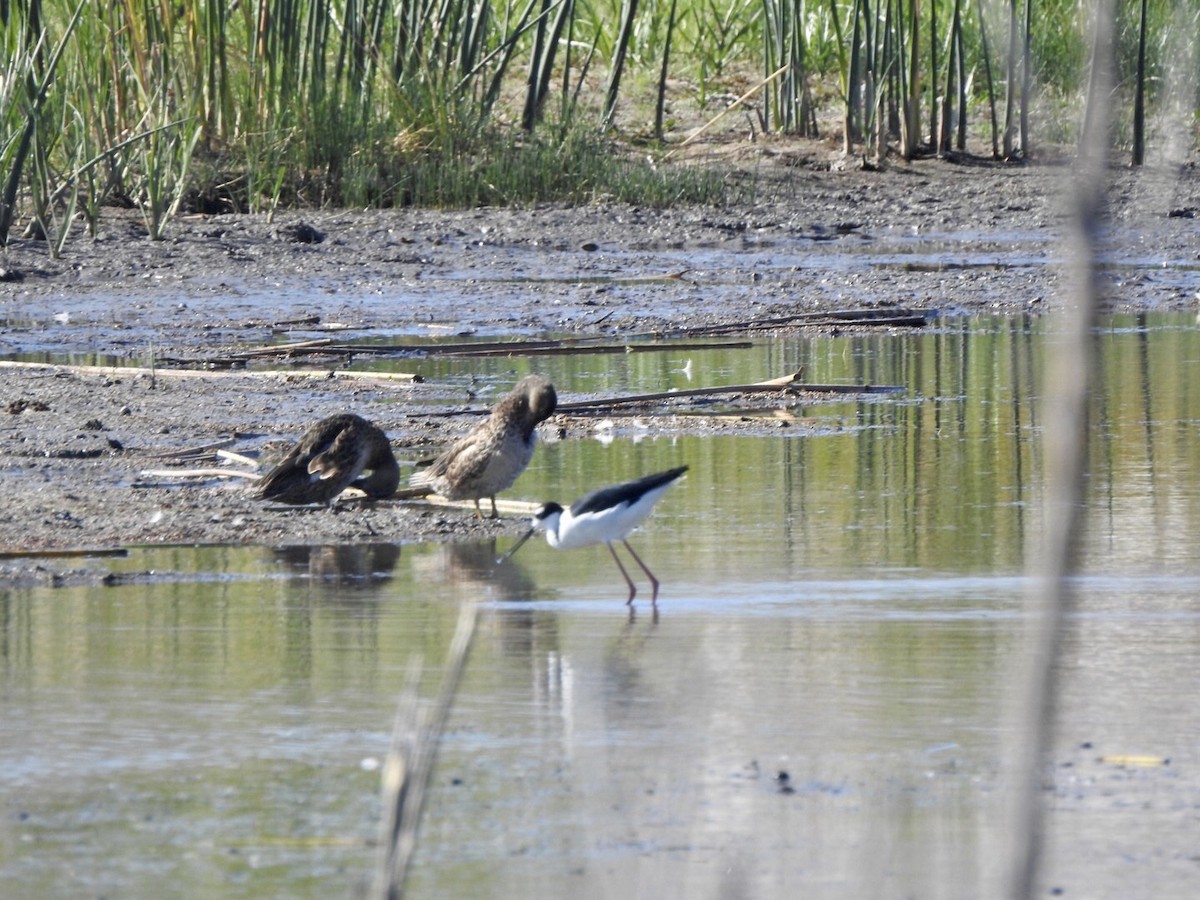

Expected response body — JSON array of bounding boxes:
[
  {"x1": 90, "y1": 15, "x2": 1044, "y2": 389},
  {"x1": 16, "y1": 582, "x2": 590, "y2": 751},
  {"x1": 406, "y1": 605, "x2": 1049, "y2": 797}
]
[{"x1": 2, "y1": 154, "x2": 1198, "y2": 568}]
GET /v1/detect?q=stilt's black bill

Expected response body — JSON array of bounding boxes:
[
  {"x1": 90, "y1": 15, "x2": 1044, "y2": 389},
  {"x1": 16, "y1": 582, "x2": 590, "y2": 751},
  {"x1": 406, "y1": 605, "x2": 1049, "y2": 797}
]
[{"x1": 497, "y1": 527, "x2": 537, "y2": 565}]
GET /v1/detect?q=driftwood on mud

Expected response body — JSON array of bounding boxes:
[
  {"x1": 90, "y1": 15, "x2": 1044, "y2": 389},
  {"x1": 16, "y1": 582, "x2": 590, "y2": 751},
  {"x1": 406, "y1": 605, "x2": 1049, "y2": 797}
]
[
  {"x1": 669, "y1": 64, "x2": 790, "y2": 153},
  {"x1": 398, "y1": 494, "x2": 541, "y2": 516},
  {"x1": 172, "y1": 336, "x2": 751, "y2": 363},
  {"x1": 0, "y1": 360, "x2": 422, "y2": 384},
  {"x1": 216, "y1": 448, "x2": 259, "y2": 468},
  {"x1": 0, "y1": 547, "x2": 130, "y2": 560},
  {"x1": 0, "y1": 359, "x2": 420, "y2": 383},
  {"x1": 138, "y1": 467, "x2": 260, "y2": 481},
  {"x1": 133, "y1": 461, "x2": 539, "y2": 516},
  {"x1": 152, "y1": 438, "x2": 239, "y2": 459}
]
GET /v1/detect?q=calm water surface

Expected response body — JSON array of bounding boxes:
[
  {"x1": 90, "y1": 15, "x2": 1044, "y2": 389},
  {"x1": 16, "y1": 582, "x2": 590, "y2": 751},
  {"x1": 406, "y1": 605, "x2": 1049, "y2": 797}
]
[{"x1": 3, "y1": 314, "x2": 1200, "y2": 898}]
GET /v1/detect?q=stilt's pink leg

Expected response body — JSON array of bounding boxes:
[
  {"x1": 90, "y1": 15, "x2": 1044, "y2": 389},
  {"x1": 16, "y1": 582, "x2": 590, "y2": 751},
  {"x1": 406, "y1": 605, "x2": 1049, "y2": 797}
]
[
  {"x1": 607, "y1": 542, "x2": 638, "y2": 604},
  {"x1": 621, "y1": 540, "x2": 660, "y2": 603}
]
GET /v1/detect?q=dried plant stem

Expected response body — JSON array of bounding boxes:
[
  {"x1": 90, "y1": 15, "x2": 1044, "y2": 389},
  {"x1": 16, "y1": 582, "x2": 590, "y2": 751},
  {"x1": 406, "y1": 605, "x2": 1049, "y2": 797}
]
[
  {"x1": 669, "y1": 64, "x2": 787, "y2": 154},
  {"x1": 371, "y1": 598, "x2": 479, "y2": 899},
  {"x1": 0, "y1": 360, "x2": 419, "y2": 383},
  {"x1": 554, "y1": 370, "x2": 902, "y2": 413},
  {"x1": 138, "y1": 467, "x2": 259, "y2": 481},
  {"x1": 1003, "y1": 2, "x2": 1114, "y2": 897}
]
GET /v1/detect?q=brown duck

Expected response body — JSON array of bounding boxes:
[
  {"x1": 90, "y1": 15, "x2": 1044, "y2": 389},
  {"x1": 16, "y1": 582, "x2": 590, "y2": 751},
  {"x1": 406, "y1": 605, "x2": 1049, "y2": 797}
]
[
  {"x1": 410, "y1": 374, "x2": 557, "y2": 518},
  {"x1": 255, "y1": 413, "x2": 400, "y2": 506}
]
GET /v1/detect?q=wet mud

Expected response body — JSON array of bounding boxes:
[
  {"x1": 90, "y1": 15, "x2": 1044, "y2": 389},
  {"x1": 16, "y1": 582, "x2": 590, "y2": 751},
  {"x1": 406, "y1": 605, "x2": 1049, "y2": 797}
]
[{"x1": 2, "y1": 152, "x2": 1199, "y2": 571}]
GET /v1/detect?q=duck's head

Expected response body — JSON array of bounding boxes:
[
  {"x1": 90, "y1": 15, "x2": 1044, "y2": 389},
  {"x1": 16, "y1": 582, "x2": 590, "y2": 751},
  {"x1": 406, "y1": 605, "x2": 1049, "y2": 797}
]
[{"x1": 516, "y1": 375, "x2": 557, "y2": 426}]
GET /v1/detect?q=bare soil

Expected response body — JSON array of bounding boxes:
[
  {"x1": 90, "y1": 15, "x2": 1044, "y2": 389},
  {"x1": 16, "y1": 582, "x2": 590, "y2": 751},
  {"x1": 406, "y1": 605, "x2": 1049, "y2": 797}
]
[{"x1": 3, "y1": 149, "x2": 1199, "y2": 575}]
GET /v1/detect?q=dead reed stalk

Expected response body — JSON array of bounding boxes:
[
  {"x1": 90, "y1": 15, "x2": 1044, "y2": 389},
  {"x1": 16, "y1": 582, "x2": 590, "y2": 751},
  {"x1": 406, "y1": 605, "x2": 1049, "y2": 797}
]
[
  {"x1": 1002, "y1": 1, "x2": 1114, "y2": 896},
  {"x1": 370, "y1": 598, "x2": 479, "y2": 899}
]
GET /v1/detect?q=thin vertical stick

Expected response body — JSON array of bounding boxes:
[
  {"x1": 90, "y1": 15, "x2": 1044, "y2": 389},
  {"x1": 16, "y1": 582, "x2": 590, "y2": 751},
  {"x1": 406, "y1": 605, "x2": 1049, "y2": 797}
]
[
  {"x1": 1002, "y1": 2, "x2": 1114, "y2": 897},
  {"x1": 371, "y1": 599, "x2": 479, "y2": 900}
]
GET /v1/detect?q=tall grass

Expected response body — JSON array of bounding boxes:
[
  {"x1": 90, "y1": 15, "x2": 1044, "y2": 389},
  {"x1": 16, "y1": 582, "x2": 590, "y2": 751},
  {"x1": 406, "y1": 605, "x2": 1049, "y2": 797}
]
[
  {"x1": 1, "y1": 0, "x2": 84, "y2": 247},
  {"x1": 0, "y1": 0, "x2": 1194, "y2": 248},
  {"x1": 762, "y1": 0, "x2": 818, "y2": 136}
]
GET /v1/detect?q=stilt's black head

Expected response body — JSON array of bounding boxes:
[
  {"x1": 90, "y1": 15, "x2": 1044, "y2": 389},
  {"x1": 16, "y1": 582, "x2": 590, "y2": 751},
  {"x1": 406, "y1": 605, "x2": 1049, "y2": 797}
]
[{"x1": 495, "y1": 501, "x2": 564, "y2": 565}]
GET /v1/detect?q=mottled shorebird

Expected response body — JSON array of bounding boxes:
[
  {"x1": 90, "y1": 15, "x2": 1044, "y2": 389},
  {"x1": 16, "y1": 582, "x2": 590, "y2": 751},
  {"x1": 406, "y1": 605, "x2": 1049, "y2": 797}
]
[
  {"x1": 502, "y1": 465, "x2": 687, "y2": 605},
  {"x1": 410, "y1": 374, "x2": 557, "y2": 518},
  {"x1": 255, "y1": 413, "x2": 400, "y2": 506}
]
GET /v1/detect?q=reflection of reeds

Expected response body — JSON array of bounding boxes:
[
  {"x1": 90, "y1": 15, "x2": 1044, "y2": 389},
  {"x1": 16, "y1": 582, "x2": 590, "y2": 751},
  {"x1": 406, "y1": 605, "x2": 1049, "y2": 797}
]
[{"x1": 371, "y1": 598, "x2": 479, "y2": 900}]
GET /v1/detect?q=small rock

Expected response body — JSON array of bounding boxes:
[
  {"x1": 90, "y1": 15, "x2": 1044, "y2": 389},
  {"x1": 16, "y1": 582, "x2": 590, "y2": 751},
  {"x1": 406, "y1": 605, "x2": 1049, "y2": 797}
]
[
  {"x1": 6, "y1": 399, "x2": 51, "y2": 415},
  {"x1": 276, "y1": 222, "x2": 325, "y2": 244}
]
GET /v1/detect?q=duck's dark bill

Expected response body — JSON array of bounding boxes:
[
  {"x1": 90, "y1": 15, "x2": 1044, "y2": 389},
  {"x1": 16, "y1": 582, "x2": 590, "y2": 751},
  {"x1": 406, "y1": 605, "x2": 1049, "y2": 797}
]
[{"x1": 496, "y1": 527, "x2": 537, "y2": 565}]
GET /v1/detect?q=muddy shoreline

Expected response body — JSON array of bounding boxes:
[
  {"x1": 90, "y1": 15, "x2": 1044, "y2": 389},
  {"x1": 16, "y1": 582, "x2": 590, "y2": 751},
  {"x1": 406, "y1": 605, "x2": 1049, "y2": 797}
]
[{"x1": 3, "y1": 154, "x2": 1199, "y2": 572}]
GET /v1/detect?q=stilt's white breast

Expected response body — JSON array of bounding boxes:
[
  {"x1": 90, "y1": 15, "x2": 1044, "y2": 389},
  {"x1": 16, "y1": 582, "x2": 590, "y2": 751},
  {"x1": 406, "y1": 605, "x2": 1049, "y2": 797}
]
[{"x1": 550, "y1": 481, "x2": 676, "y2": 550}]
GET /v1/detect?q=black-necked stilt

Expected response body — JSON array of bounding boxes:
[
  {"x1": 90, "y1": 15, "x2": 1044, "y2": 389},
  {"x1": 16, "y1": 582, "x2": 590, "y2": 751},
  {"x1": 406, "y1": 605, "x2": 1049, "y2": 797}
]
[
  {"x1": 255, "y1": 413, "x2": 400, "y2": 506},
  {"x1": 503, "y1": 465, "x2": 687, "y2": 605},
  {"x1": 411, "y1": 374, "x2": 558, "y2": 518}
]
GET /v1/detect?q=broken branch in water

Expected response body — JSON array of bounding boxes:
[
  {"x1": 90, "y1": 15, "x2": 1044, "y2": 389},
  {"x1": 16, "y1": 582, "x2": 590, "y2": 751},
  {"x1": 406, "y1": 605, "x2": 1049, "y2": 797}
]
[
  {"x1": 224, "y1": 337, "x2": 335, "y2": 358},
  {"x1": 417, "y1": 369, "x2": 901, "y2": 420},
  {"x1": 148, "y1": 307, "x2": 929, "y2": 367},
  {"x1": 441, "y1": 339, "x2": 752, "y2": 358},
  {"x1": 650, "y1": 308, "x2": 934, "y2": 338},
  {"x1": 555, "y1": 370, "x2": 904, "y2": 414}
]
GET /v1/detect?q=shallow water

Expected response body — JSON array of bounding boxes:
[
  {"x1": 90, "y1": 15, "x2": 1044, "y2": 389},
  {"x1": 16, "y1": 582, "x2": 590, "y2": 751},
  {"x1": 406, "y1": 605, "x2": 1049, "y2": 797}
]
[{"x1": 3, "y1": 314, "x2": 1200, "y2": 897}]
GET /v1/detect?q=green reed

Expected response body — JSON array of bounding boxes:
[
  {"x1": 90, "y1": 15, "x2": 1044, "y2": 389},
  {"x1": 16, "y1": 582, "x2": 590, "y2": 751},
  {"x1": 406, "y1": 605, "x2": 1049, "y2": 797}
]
[
  {"x1": 761, "y1": 0, "x2": 818, "y2": 136},
  {"x1": 0, "y1": 0, "x2": 84, "y2": 247},
  {"x1": 0, "y1": 0, "x2": 1193, "y2": 250}
]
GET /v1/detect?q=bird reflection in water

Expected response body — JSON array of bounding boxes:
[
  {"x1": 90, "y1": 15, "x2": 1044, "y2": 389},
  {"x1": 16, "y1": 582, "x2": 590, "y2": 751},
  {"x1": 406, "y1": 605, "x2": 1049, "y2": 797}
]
[
  {"x1": 272, "y1": 542, "x2": 402, "y2": 592},
  {"x1": 408, "y1": 539, "x2": 537, "y2": 603},
  {"x1": 418, "y1": 540, "x2": 569, "y2": 717}
]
